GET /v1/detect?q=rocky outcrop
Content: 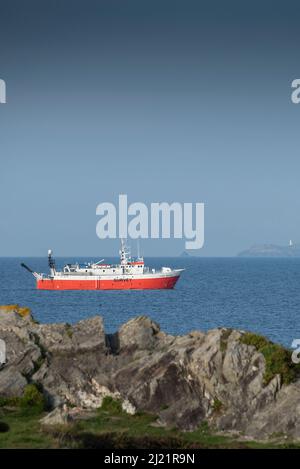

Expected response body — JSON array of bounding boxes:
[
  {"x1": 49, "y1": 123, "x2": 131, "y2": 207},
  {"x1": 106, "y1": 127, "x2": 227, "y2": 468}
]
[{"x1": 0, "y1": 305, "x2": 300, "y2": 440}]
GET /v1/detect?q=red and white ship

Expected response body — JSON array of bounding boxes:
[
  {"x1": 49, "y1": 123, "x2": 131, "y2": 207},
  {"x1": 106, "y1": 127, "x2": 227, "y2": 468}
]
[{"x1": 21, "y1": 241, "x2": 184, "y2": 290}]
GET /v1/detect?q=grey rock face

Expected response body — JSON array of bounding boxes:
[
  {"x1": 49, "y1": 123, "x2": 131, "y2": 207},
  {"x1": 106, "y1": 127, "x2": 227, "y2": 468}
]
[
  {"x1": 35, "y1": 316, "x2": 106, "y2": 354},
  {"x1": 0, "y1": 308, "x2": 299, "y2": 440},
  {"x1": 0, "y1": 368, "x2": 28, "y2": 397},
  {"x1": 40, "y1": 406, "x2": 73, "y2": 427}
]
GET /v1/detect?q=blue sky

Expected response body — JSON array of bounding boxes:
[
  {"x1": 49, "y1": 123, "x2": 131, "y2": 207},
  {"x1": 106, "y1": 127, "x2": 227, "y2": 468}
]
[{"x1": 1, "y1": 0, "x2": 300, "y2": 256}]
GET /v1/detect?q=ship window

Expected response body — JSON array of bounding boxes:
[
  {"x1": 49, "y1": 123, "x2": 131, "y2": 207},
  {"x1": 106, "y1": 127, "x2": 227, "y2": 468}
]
[{"x1": 103, "y1": 270, "x2": 105, "y2": 272}]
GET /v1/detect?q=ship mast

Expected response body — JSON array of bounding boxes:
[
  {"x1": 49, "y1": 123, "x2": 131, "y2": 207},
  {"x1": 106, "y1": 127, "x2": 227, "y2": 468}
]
[
  {"x1": 119, "y1": 239, "x2": 128, "y2": 266},
  {"x1": 48, "y1": 249, "x2": 56, "y2": 277}
]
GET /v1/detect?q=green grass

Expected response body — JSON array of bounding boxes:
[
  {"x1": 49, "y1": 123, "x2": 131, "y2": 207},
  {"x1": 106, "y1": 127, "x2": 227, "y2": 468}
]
[
  {"x1": 0, "y1": 382, "x2": 56, "y2": 448},
  {"x1": 100, "y1": 396, "x2": 123, "y2": 414},
  {"x1": 0, "y1": 409, "x2": 56, "y2": 448},
  {"x1": 0, "y1": 384, "x2": 47, "y2": 413},
  {"x1": 46, "y1": 403, "x2": 239, "y2": 449},
  {"x1": 20, "y1": 384, "x2": 46, "y2": 413},
  {"x1": 0, "y1": 396, "x2": 299, "y2": 448},
  {"x1": 240, "y1": 332, "x2": 300, "y2": 385},
  {"x1": 212, "y1": 398, "x2": 223, "y2": 413}
]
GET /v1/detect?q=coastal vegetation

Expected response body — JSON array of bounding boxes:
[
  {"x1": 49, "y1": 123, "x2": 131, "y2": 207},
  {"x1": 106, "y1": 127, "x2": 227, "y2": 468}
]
[
  {"x1": 0, "y1": 396, "x2": 298, "y2": 449},
  {"x1": 240, "y1": 332, "x2": 300, "y2": 385}
]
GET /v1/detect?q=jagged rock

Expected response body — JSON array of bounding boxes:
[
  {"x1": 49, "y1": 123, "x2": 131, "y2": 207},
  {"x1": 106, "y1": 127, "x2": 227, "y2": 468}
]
[
  {"x1": 118, "y1": 316, "x2": 161, "y2": 351},
  {"x1": 35, "y1": 316, "x2": 106, "y2": 354},
  {"x1": 0, "y1": 367, "x2": 27, "y2": 397},
  {"x1": 0, "y1": 307, "x2": 42, "y2": 382},
  {"x1": 0, "y1": 307, "x2": 300, "y2": 441},
  {"x1": 244, "y1": 381, "x2": 300, "y2": 439},
  {"x1": 40, "y1": 406, "x2": 73, "y2": 427}
]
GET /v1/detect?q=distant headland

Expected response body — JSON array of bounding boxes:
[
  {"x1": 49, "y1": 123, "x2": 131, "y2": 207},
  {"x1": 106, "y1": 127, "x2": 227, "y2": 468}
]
[{"x1": 238, "y1": 241, "x2": 300, "y2": 257}]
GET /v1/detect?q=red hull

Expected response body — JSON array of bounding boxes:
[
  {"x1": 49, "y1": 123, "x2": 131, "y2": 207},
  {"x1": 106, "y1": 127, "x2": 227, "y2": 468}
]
[{"x1": 37, "y1": 276, "x2": 179, "y2": 290}]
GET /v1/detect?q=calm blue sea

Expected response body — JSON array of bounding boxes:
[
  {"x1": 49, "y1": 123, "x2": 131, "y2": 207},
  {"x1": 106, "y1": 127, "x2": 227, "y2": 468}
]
[{"x1": 0, "y1": 257, "x2": 299, "y2": 347}]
